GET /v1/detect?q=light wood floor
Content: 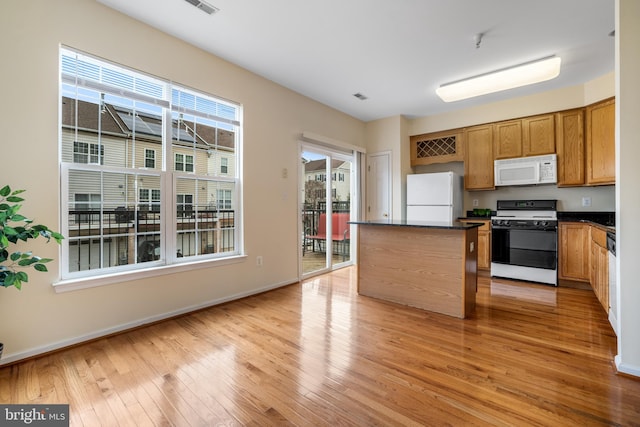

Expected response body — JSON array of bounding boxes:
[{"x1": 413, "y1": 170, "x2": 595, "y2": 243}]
[
  {"x1": 302, "y1": 250, "x2": 350, "y2": 274},
  {"x1": 1, "y1": 267, "x2": 639, "y2": 426}
]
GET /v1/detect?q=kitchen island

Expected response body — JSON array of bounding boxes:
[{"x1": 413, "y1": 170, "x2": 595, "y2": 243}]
[{"x1": 350, "y1": 219, "x2": 481, "y2": 319}]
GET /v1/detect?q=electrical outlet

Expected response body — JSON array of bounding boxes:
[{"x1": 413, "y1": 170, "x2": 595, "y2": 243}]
[
  {"x1": 473, "y1": 199, "x2": 479, "y2": 207},
  {"x1": 256, "y1": 256, "x2": 263, "y2": 267},
  {"x1": 582, "y1": 197, "x2": 592, "y2": 207}
]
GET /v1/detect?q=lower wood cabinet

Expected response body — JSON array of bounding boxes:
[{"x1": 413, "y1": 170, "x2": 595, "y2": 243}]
[
  {"x1": 559, "y1": 222, "x2": 610, "y2": 314},
  {"x1": 460, "y1": 219, "x2": 491, "y2": 270},
  {"x1": 558, "y1": 222, "x2": 590, "y2": 282},
  {"x1": 590, "y1": 227, "x2": 610, "y2": 313}
]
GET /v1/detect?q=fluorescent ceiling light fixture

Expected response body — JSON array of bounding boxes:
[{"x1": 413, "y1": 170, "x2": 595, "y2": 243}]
[{"x1": 436, "y1": 56, "x2": 561, "y2": 102}]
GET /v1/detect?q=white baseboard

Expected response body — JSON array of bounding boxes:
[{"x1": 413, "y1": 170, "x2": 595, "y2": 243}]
[
  {"x1": 0, "y1": 277, "x2": 299, "y2": 366},
  {"x1": 615, "y1": 355, "x2": 640, "y2": 378}
]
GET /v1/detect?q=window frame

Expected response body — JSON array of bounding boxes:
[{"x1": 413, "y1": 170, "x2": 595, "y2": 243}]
[
  {"x1": 175, "y1": 153, "x2": 194, "y2": 172},
  {"x1": 216, "y1": 189, "x2": 232, "y2": 210},
  {"x1": 57, "y1": 47, "x2": 244, "y2": 289},
  {"x1": 74, "y1": 193, "x2": 101, "y2": 224},
  {"x1": 73, "y1": 141, "x2": 104, "y2": 165},
  {"x1": 139, "y1": 188, "x2": 161, "y2": 212},
  {"x1": 177, "y1": 193, "x2": 194, "y2": 218},
  {"x1": 144, "y1": 149, "x2": 156, "y2": 169}
]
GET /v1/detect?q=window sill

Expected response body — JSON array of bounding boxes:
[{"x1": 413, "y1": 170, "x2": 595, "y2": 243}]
[{"x1": 53, "y1": 254, "x2": 247, "y2": 293}]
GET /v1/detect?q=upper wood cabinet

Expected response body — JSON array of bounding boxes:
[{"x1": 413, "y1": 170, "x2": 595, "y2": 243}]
[
  {"x1": 408, "y1": 98, "x2": 614, "y2": 188},
  {"x1": 493, "y1": 120, "x2": 522, "y2": 159},
  {"x1": 493, "y1": 114, "x2": 555, "y2": 160},
  {"x1": 410, "y1": 129, "x2": 464, "y2": 166},
  {"x1": 556, "y1": 108, "x2": 585, "y2": 187},
  {"x1": 586, "y1": 97, "x2": 615, "y2": 185},
  {"x1": 464, "y1": 124, "x2": 494, "y2": 190},
  {"x1": 522, "y1": 114, "x2": 555, "y2": 156}
]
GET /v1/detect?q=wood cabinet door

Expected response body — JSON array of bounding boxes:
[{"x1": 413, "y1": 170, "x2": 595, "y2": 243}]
[
  {"x1": 559, "y1": 223, "x2": 590, "y2": 282},
  {"x1": 460, "y1": 220, "x2": 491, "y2": 270},
  {"x1": 597, "y1": 245, "x2": 609, "y2": 312},
  {"x1": 589, "y1": 226, "x2": 610, "y2": 312},
  {"x1": 556, "y1": 109, "x2": 585, "y2": 187},
  {"x1": 590, "y1": 242, "x2": 608, "y2": 312},
  {"x1": 478, "y1": 230, "x2": 490, "y2": 270},
  {"x1": 493, "y1": 120, "x2": 522, "y2": 159},
  {"x1": 586, "y1": 98, "x2": 615, "y2": 185},
  {"x1": 523, "y1": 114, "x2": 555, "y2": 156},
  {"x1": 464, "y1": 125, "x2": 495, "y2": 190}
]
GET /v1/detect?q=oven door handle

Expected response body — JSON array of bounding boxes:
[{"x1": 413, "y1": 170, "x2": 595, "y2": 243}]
[{"x1": 491, "y1": 225, "x2": 557, "y2": 231}]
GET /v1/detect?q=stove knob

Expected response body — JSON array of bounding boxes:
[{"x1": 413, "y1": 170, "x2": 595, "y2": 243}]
[
  {"x1": 533, "y1": 220, "x2": 539, "y2": 226},
  {"x1": 540, "y1": 221, "x2": 548, "y2": 227},
  {"x1": 503, "y1": 220, "x2": 510, "y2": 226}
]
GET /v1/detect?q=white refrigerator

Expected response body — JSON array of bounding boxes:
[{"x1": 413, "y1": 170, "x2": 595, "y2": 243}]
[{"x1": 406, "y1": 172, "x2": 463, "y2": 224}]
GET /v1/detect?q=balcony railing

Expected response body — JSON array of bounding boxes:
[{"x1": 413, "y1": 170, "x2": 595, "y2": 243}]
[
  {"x1": 302, "y1": 203, "x2": 350, "y2": 236},
  {"x1": 66, "y1": 207, "x2": 235, "y2": 272}
]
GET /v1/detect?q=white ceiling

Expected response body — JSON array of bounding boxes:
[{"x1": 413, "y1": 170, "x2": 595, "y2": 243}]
[{"x1": 96, "y1": 0, "x2": 615, "y2": 122}]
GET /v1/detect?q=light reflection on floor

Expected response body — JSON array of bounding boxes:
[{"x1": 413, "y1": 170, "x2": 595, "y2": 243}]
[
  {"x1": 489, "y1": 279, "x2": 558, "y2": 305},
  {"x1": 298, "y1": 268, "x2": 355, "y2": 395}
]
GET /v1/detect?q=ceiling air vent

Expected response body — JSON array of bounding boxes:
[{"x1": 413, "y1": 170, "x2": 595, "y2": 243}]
[
  {"x1": 353, "y1": 92, "x2": 368, "y2": 101},
  {"x1": 184, "y1": 0, "x2": 219, "y2": 15}
]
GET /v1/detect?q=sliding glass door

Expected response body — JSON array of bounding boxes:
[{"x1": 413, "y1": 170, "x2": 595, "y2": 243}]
[{"x1": 300, "y1": 145, "x2": 355, "y2": 277}]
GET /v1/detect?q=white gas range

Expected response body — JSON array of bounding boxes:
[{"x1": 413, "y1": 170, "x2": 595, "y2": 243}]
[{"x1": 490, "y1": 200, "x2": 558, "y2": 286}]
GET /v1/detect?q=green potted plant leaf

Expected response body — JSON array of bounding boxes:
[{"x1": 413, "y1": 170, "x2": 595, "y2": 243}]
[{"x1": 0, "y1": 185, "x2": 63, "y2": 359}]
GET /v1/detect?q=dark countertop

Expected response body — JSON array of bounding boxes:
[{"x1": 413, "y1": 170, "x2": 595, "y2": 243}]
[
  {"x1": 349, "y1": 219, "x2": 482, "y2": 230},
  {"x1": 459, "y1": 211, "x2": 616, "y2": 233},
  {"x1": 557, "y1": 211, "x2": 615, "y2": 232}
]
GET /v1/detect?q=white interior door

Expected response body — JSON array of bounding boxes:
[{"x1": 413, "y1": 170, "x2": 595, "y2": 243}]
[{"x1": 367, "y1": 152, "x2": 391, "y2": 220}]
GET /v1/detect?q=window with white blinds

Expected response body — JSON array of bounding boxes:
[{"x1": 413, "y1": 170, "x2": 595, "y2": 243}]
[{"x1": 60, "y1": 47, "x2": 242, "y2": 281}]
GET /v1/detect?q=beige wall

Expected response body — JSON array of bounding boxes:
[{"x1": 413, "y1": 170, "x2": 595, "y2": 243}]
[
  {"x1": 616, "y1": 0, "x2": 640, "y2": 376},
  {"x1": 0, "y1": 0, "x2": 365, "y2": 362},
  {"x1": 363, "y1": 116, "x2": 406, "y2": 220}
]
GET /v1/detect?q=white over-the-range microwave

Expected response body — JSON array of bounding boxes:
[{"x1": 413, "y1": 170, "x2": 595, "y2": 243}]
[{"x1": 494, "y1": 154, "x2": 557, "y2": 186}]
